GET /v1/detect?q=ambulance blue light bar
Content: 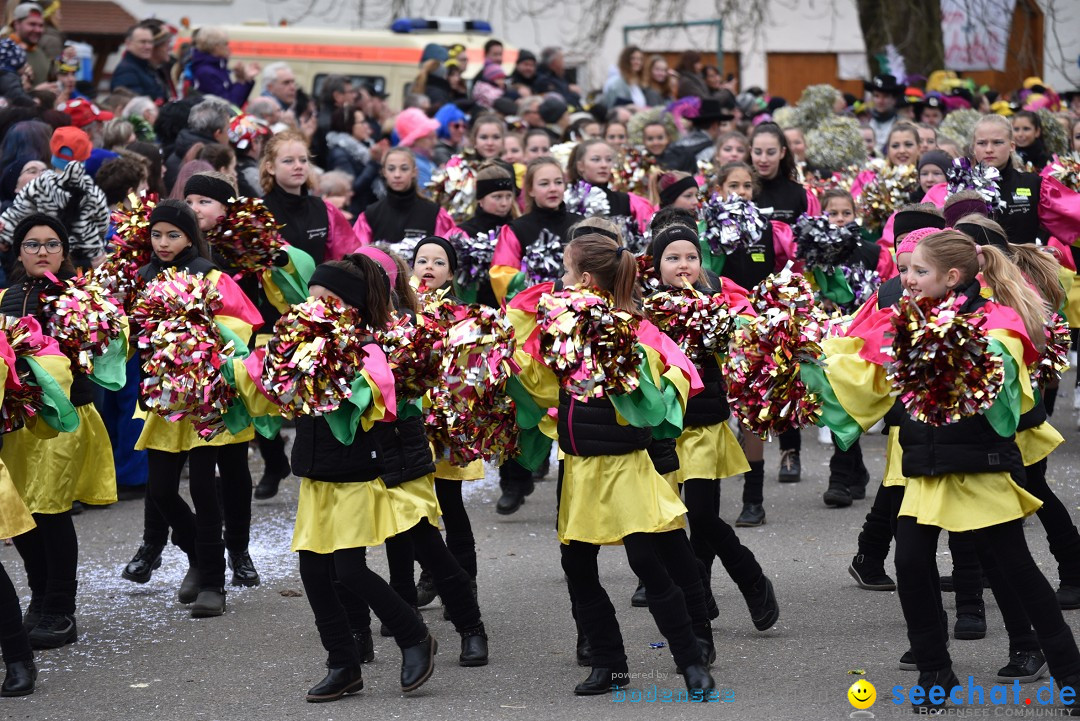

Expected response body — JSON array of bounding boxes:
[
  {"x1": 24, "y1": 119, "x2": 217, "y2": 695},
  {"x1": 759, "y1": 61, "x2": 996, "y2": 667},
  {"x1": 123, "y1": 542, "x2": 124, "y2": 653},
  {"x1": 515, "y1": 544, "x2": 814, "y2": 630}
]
[{"x1": 391, "y1": 18, "x2": 493, "y2": 34}]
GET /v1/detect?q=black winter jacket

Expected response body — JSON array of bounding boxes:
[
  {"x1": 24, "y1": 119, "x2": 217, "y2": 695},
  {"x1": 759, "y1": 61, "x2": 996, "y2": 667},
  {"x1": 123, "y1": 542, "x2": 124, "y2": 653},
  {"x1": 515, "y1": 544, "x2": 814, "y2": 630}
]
[{"x1": 557, "y1": 391, "x2": 652, "y2": 457}]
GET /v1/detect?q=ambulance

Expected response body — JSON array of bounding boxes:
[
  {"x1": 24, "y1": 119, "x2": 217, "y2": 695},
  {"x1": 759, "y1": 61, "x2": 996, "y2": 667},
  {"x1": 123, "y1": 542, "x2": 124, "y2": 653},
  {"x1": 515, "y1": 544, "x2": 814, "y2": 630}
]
[{"x1": 179, "y1": 18, "x2": 519, "y2": 107}]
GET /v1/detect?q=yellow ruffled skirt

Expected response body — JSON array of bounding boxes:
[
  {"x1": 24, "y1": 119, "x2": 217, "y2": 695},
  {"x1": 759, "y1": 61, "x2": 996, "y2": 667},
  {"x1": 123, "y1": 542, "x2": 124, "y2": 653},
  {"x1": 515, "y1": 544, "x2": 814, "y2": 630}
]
[
  {"x1": 434, "y1": 458, "x2": 484, "y2": 481},
  {"x1": 135, "y1": 412, "x2": 254, "y2": 452},
  {"x1": 0, "y1": 462, "x2": 34, "y2": 538},
  {"x1": 898, "y1": 471, "x2": 1042, "y2": 532},
  {"x1": 882, "y1": 426, "x2": 907, "y2": 488},
  {"x1": 1017, "y1": 423, "x2": 1064, "y2": 467},
  {"x1": 292, "y1": 473, "x2": 442, "y2": 554},
  {"x1": 559, "y1": 450, "x2": 687, "y2": 546},
  {"x1": 2, "y1": 404, "x2": 117, "y2": 514},
  {"x1": 672, "y1": 422, "x2": 750, "y2": 484}
]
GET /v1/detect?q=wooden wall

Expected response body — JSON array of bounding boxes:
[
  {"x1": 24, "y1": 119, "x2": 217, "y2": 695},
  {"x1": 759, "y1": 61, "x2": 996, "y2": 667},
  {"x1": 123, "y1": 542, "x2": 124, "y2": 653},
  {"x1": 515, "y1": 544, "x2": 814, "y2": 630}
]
[{"x1": 766, "y1": 52, "x2": 864, "y2": 103}]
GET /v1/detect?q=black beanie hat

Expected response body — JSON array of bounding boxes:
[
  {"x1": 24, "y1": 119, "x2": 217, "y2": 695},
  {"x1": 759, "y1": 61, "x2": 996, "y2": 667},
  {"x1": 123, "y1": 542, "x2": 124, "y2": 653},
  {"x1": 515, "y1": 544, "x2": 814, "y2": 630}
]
[
  {"x1": 893, "y1": 209, "x2": 946, "y2": 238},
  {"x1": 659, "y1": 175, "x2": 698, "y2": 208},
  {"x1": 650, "y1": 224, "x2": 701, "y2": 274},
  {"x1": 12, "y1": 213, "x2": 69, "y2": 255},
  {"x1": 184, "y1": 172, "x2": 236, "y2": 206},
  {"x1": 149, "y1": 198, "x2": 202, "y2": 248},
  {"x1": 917, "y1": 150, "x2": 951, "y2": 176},
  {"x1": 412, "y1": 236, "x2": 458, "y2": 272}
]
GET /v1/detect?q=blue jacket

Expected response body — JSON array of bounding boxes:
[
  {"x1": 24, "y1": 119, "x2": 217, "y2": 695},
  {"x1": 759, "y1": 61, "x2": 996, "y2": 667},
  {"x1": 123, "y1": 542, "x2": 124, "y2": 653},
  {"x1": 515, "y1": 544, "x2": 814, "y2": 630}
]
[
  {"x1": 187, "y1": 49, "x2": 253, "y2": 107},
  {"x1": 110, "y1": 52, "x2": 165, "y2": 102}
]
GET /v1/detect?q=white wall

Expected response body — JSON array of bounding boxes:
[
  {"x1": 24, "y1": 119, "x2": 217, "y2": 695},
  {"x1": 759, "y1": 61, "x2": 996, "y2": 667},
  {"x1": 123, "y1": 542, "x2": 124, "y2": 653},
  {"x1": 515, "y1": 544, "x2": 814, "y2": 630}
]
[{"x1": 114, "y1": 0, "x2": 1080, "y2": 94}]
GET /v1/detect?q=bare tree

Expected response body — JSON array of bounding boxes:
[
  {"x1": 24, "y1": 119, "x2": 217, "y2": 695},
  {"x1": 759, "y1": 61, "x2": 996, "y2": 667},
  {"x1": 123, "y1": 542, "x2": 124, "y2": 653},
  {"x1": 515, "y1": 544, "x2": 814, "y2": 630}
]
[{"x1": 856, "y1": 0, "x2": 944, "y2": 77}]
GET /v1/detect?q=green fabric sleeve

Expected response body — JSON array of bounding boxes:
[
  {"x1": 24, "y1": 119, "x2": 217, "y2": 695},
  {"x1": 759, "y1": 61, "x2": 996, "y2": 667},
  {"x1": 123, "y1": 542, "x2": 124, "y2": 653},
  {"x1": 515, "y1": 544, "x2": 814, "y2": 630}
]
[
  {"x1": 269, "y1": 246, "x2": 316, "y2": 306},
  {"x1": 983, "y1": 337, "x2": 1021, "y2": 438},
  {"x1": 88, "y1": 334, "x2": 128, "y2": 391},
  {"x1": 799, "y1": 362, "x2": 863, "y2": 451},
  {"x1": 24, "y1": 357, "x2": 79, "y2": 433},
  {"x1": 505, "y1": 272, "x2": 530, "y2": 302},
  {"x1": 811, "y1": 267, "x2": 855, "y2": 306},
  {"x1": 324, "y1": 374, "x2": 376, "y2": 446}
]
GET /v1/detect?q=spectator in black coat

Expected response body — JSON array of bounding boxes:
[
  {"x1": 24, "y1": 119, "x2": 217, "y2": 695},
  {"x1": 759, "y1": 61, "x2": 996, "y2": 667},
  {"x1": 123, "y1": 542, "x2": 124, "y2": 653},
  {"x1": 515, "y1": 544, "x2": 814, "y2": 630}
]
[{"x1": 110, "y1": 24, "x2": 166, "y2": 102}]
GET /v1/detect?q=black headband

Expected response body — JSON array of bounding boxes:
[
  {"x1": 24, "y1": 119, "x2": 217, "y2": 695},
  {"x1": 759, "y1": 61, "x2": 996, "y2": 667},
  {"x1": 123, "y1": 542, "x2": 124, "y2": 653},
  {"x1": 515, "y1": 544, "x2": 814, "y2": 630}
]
[
  {"x1": 650, "y1": 224, "x2": 701, "y2": 274},
  {"x1": 944, "y1": 198, "x2": 989, "y2": 227},
  {"x1": 412, "y1": 236, "x2": 458, "y2": 272},
  {"x1": 893, "y1": 210, "x2": 946, "y2": 239},
  {"x1": 956, "y1": 222, "x2": 1007, "y2": 249},
  {"x1": 659, "y1": 175, "x2": 699, "y2": 208},
  {"x1": 570, "y1": 225, "x2": 619, "y2": 242},
  {"x1": 476, "y1": 176, "x2": 514, "y2": 200},
  {"x1": 309, "y1": 264, "x2": 370, "y2": 313}
]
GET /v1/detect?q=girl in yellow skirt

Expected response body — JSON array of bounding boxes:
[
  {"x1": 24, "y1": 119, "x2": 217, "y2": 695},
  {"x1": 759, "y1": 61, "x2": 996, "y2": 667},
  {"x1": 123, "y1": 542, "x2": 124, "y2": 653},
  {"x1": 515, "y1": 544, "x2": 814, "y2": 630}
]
[
  {"x1": 0, "y1": 215, "x2": 116, "y2": 650},
  {"x1": 0, "y1": 335, "x2": 41, "y2": 695},
  {"x1": 808, "y1": 230, "x2": 1080, "y2": 712},
  {"x1": 232, "y1": 254, "x2": 440, "y2": 700},
  {"x1": 506, "y1": 229, "x2": 716, "y2": 697},
  {"x1": 134, "y1": 200, "x2": 263, "y2": 618},
  {"x1": 647, "y1": 210, "x2": 779, "y2": 633},
  {"x1": 408, "y1": 237, "x2": 484, "y2": 611}
]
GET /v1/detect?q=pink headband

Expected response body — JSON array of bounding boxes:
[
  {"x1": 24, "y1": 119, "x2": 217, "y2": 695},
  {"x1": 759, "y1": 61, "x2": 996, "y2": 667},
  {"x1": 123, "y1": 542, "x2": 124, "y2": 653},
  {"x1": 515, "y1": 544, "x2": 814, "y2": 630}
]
[
  {"x1": 353, "y1": 246, "x2": 399, "y2": 288},
  {"x1": 896, "y1": 226, "x2": 941, "y2": 255}
]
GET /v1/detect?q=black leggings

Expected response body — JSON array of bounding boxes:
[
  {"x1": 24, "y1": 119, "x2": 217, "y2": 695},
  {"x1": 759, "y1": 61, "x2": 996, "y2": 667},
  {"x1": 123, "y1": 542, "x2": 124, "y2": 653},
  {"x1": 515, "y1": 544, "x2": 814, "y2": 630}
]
[
  {"x1": 561, "y1": 530, "x2": 707, "y2": 670},
  {"x1": 217, "y1": 443, "x2": 253, "y2": 554},
  {"x1": 256, "y1": 431, "x2": 290, "y2": 477},
  {"x1": 299, "y1": 547, "x2": 427, "y2": 667},
  {"x1": 895, "y1": 517, "x2": 1080, "y2": 676},
  {"x1": 1025, "y1": 457, "x2": 1080, "y2": 588},
  {"x1": 143, "y1": 443, "x2": 254, "y2": 556},
  {"x1": 779, "y1": 428, "x2": 800, "y2": 452},
  {"x1": 146, "y1": 447, "x2": 225, "y2": 589},
  {"x1": 11, "y1": 511, "x2": 77, "y2": 616},
  {"x1": 856, "y1": 483, "x2": 904, "y2": 561},
  {"x1": 355, "y1": 520, "x2": 482, "y2": 633},
  {"x1": 683, "y1": 478, "x2": 762, "y2": 589},
  {"x1": 0, "y1": 562, "x2": 30, "y2": 664}
]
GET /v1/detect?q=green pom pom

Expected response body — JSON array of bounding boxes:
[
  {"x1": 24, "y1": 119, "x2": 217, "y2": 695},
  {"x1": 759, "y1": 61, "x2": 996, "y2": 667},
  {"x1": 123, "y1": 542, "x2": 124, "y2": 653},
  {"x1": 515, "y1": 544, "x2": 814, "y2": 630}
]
[
  {"x1": 805, "y1": 116, "x2": 865, "y2": 174},
  {"x1": 937, "y1": 109, "x2": 982, "y2": 152},
  {"x1": 1037, "y1": 107, "x2": 1069, "y2": 157}
]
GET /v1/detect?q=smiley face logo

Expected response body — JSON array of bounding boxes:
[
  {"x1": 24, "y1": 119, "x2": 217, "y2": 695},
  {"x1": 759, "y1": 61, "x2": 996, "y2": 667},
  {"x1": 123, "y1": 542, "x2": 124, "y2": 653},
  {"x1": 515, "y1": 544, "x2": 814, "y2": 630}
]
[{"x1": 848, "y1": 679, "x2": 876, "y2": 709}]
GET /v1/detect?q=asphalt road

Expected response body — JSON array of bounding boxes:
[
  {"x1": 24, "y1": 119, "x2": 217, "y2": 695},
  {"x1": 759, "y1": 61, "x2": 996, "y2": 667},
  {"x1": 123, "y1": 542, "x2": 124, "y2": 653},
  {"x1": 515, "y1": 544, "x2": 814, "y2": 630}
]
[{"x1": 5, "y1": 377, "x2": 1080, "y2": 721}]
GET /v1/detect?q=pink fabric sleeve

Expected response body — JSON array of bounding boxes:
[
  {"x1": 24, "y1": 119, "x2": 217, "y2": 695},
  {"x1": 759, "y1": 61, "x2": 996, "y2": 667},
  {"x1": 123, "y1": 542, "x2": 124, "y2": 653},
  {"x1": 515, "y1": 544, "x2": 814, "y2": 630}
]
[
  {"x1": 352, "y1": 213, "x2": 373, "y2": 247},
  {"x1": 849, "y1": 170, "x2": 876, "y2": 201},
  {"x1": 434, "y1": 209, "x2": 460, "y2": 238},
  {"x1": 878, "y1": 211, "x2": 898, "y2": 257},
  {"x1": 214, "y1": 272, "x2": 264, "y2": 332},
  {"x1": 325, "y1": 200, "x2": 361, "y2": 260},
  {"x1": 919, "y1": 182, "x2": 948, "y2": 208},
  {"x1": 360, "y1": 344, "x2": 397, "y2": 418},
  {"x1": 1038, "y1": 176, "x2": 1080, "y2": 246},
  {"x1": 805, "y1": 188, "x2": 821, "y2": 216},
  {"x1": 637, "y1": 319, "x2": 704, "y2": 396},
  {"x1": 770, "y1": 220, "x2": 796, "y2": 271},
  {"x1": 629, "y1": 193, "x2": 657, "y2": 232},
  {"x1": 492, "y1": 224, "x2": 523, "y2": 270},
  {"x1": 1047, "y1": 236, "x2": 1077, "y2": 272},
  {"x1": 875, "y1": 244, "x2": 897, "y2": 280}
]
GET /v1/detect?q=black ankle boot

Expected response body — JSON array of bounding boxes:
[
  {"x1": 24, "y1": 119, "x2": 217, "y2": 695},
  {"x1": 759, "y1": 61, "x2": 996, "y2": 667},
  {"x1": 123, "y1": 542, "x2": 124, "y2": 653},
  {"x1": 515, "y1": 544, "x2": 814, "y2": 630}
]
[
  {"x1": 848, "y1": 553, "x2": 896, "y2": 591},
  {"x1": 574, "y1": 664, "x2": 629, "y2": 696},
  {"x1": 459, "y1": 625, "x2": 488, "y2": 667},
  {"x1": 416, "y1": 570, "x2": 437, "y2": 608},
  {"x1": 28, "y1": 613, "x2": 77, "y2": 649},
  {"x1": 912, "y1": 667, "x2": 960, "y2": 713},
  {"x1": 178, "y1": 565, "x2": 199, "y2": 604},
  {"x1": 400, "y1": 635, "x2": 437, "y2": 692},
  {"x1": 305, "y1": 665, "x2": 363, "y2": 703},
  {"x1": 742, "y1": 575, "x2": 779, "y2": 631},
  {"x1": 228, "y1": 551, "x2": 260, "y2": 587},
  {"x1": 683, "y1": 663, "x2": 716, "y2": 701},
  {"x1": 190, "y1": 588, "x2": 226, "y2": 618},
  {"x1": 122, "y1": 543, "x2": 164, "y2": 584},
  {"x1": 953, "y1": 601, "x2": 986, "y2": 640},
  {"x1": 21, "y1": 600, "x2": 41, "y2": 634},
  {"x1": 0, "y1": 659, "x2": 36, "y2": 697},
  {"x1": 353, "y1": 630, "x2": 374, "y2": 663},
  {"x1": 630, "y1": 582, "x2": 647, "y2": 608}
]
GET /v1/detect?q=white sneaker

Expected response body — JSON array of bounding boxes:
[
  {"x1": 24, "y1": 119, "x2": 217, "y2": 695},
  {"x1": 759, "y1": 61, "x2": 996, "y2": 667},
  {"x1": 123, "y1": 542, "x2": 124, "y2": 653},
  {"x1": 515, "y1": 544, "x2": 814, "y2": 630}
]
[
  {"x1": 1074, "y1": 385, "x2": 1080, "y2": 411},
  {"x1": 1070, "y1": 349, "x2": 1077, "y2": 369},
  {"x1": 868, "y1": 419, "x2": 885, "y2": 434},
  {"x1": 817, "y1": 426, "x2": 833, "y2": 446}
]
